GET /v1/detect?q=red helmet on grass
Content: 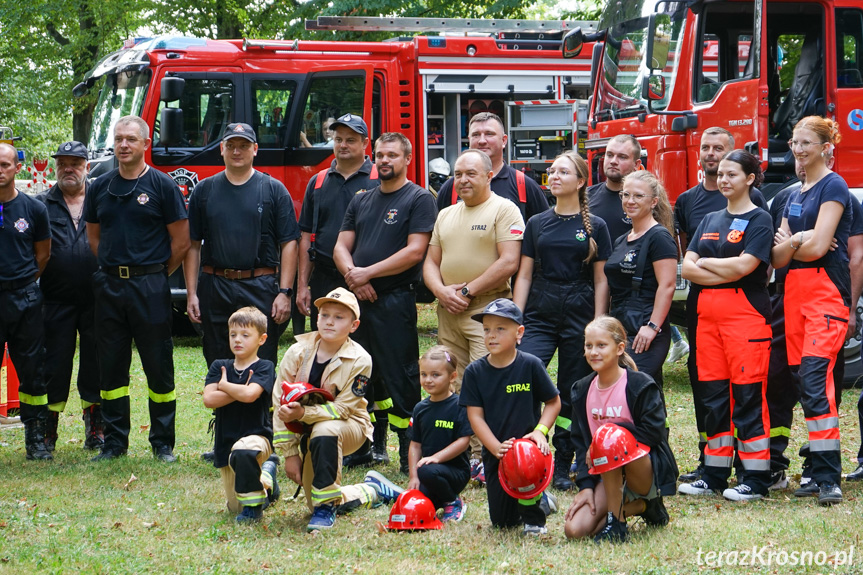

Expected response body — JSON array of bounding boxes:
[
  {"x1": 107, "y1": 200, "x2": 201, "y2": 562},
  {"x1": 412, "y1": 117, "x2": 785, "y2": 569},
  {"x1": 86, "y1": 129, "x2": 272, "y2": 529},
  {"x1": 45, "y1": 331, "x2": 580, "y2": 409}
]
[
  {"x1": 279, "y1": 382, "x2": 334, "y2": 434},
  {"x1": 588, "y1": 423, "x2": 650, "y2": 475},
  {"x1": 386, "y1": 490, "x2": 443, "y2": 530},
  {"x1": 498, "y1": 438, "x2": 554, "y2": 500}
]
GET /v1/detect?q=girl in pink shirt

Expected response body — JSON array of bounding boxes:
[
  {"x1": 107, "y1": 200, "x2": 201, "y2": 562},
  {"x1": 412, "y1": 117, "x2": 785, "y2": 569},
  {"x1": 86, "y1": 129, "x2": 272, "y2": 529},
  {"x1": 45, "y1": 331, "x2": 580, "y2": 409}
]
[{"x1": 564, "y1": 316, "x2": 677, "y2": 543}]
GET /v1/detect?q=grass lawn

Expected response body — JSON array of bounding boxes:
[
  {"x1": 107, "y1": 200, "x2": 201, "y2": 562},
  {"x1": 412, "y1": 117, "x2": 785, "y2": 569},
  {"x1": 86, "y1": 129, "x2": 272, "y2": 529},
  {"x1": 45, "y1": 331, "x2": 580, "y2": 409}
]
[{"x1": 1, "y1": 303, "x2": 862, "y2": 574}]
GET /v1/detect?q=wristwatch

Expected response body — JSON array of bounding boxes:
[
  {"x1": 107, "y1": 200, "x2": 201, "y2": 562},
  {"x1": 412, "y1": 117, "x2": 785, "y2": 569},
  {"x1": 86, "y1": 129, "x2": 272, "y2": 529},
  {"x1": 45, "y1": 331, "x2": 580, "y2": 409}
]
[
  {"x1": 460, "y1": 285, "x2": 474, "y2": 299},
  {"x1": 646, "y1": 321, "x2": 662, "y2": 333},
  {"x1": 279, "y1": 287, "x2": 294, "y2": 298}
]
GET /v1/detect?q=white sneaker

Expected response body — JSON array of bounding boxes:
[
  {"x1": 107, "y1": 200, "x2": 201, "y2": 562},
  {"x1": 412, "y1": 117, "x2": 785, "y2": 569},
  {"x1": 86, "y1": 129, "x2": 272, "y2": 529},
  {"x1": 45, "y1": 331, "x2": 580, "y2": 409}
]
[
  {"x1": 666, "y1": 339, "x2": 690, "y2": 363},
  {"x1": 723, "y1": 484, "x2": 764, "y2": 501},
  {"x1": 678, "y1": 479, "x2": 717, "y2": 496},
  {"x1": 769, "y1": 470, "x2": 789, "y2": 490},
  {"x1": 523, "y1": 524, "x2": 548, "y2": 536}
]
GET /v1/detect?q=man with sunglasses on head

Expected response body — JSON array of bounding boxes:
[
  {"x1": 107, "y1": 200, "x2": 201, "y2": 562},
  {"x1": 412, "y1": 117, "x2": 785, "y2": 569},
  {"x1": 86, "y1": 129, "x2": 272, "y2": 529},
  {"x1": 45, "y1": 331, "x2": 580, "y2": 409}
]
[
  {"x1": 84, "y1": 115, "x2": 190, "y2": 463},
  {"x1": 0, "y1": 143, "x2": 53, "y2": 460}
]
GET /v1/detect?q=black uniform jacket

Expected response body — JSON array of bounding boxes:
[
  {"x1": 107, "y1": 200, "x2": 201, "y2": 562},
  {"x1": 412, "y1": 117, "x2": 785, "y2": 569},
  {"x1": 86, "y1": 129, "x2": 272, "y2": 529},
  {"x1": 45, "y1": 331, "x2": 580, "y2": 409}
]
[{"x1": 571, "y1": 368, "x2": 678, "y2": 496}]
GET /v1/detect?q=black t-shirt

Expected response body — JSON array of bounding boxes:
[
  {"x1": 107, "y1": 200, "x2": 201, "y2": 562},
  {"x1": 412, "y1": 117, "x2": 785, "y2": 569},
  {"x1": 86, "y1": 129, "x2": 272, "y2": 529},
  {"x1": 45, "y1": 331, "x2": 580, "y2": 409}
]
[
  {"x1": 605, "y1": 225, "x2": 678, "y2": 301},
  {"x1": 770, "y1": 186, "x2": 795, "y2": 285},
  {"x1": 0, "y1": 191, "x2": 51, "y2": 282},
  {"x1": 674, "y1": 183, "x2": 767, "y2": 241},
  {"x1": 37, "y1": 185, "x2": 98, "y2": 302},
  {"x1": 522, "y1": 209, "x2": 612, "y2": 282},
  {"x1": 205, "y1": 358, "x2": 275, "y2": 468},
  {"x1": 783, "y1": 172, "x2": 853, "y2": 270},
  {"x1": 459, "y1": 351, "x2": 559, "y2": 442},
  {"x1": 188, "y1": 171, "x2": 299, "y2": 268},
  {"x1": 408, "y1": 394, "x2": 472, "y2": 473},
  {"x1": 687, "y1": 207, "x2": 773, "y2": 290},
  {"x1": 587, "y1": 182, "x2": 631, "y2": 243},
  {"x1": 341, "y1": 182, "x2": 437, "y2": 292},
  {"x1": 299, "y1": 158, "x2": 379, "y2": 267},
  {"x1": 83, "y1": 168, "x2": 187, "y2": 267},
  {"x1": 436, "y1": 163, "x2": 549, "y2": 220}
]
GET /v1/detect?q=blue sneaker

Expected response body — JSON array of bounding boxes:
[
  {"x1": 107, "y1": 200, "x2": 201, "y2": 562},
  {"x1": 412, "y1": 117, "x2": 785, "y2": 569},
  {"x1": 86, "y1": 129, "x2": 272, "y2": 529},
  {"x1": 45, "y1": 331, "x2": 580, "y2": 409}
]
[
  {"x1": 236, "y1": 505, "x2": 263, "y2": 524},
  {"x1": 363, "y1": 470, "x2": 404, "y2": 504},
  {"x1": 307, "y1": 504, "x2": 336, "y2": 531},
  {"x1": 470, "y1": 460, "x2": 486, "y2": 486},
  {"x1": 441, "y1": 497, "x2": 465, "y2": 522}
]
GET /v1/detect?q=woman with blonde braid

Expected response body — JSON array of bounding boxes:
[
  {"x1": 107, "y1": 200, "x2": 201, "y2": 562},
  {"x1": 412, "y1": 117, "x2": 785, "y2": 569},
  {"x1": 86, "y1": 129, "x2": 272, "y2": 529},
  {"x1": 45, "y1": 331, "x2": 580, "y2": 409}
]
[
  {"x1": 604, "y1": 171, "x2": 677, "y2": 386},
  {"x1": 514, "y1": 151, "x2": 612, "y2": 490}
]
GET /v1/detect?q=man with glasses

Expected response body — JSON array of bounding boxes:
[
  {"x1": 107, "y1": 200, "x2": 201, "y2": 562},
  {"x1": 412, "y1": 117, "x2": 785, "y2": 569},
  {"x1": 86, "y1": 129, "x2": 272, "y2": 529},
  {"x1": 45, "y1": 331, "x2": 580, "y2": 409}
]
[
  {"x1": 37, "y1": 141, "x2": 102, "y2": 453},
  {"x1": 84, "y1": 115, "x2": 190, "y2": 463},
  {"x1": 0, "y1": 143, "x2": 52, "y2": 460}
]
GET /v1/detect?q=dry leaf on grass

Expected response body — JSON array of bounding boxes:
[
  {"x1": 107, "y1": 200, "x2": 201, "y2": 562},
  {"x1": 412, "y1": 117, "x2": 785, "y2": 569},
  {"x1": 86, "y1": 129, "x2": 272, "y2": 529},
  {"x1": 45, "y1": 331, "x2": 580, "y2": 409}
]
[
  {"x1": 375, "y1": 521, "x2": 388, "y2": 534},
  {"x1": 123, "y1": 474, "x2": 138, "y2": 490},
  {"x1": 142, "y1": 521, "x2": 157, "y2": 528},
  {"x1": 139, "y1": 425, "x2": 149, "y2": 432}
]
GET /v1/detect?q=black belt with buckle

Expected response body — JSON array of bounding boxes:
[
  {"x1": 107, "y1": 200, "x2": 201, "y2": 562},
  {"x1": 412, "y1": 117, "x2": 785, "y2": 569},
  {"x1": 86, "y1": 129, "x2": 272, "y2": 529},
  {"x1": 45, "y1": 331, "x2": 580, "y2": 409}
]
[{"x1": 103, "y1": 264, "x2": 166, "y2": 279}]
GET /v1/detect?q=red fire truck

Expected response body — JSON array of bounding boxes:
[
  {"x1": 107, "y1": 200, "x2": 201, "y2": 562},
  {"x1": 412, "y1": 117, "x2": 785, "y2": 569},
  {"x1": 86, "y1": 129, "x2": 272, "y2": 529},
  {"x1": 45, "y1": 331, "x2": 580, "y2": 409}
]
[
  {"x1": 74, "y1": 16, "x2": 598, "y2": 211},
  {"x1": 561, "y1": 0, "x2": 863, "y2": 383},
  {"x1": 562, "y1": 0, "x2": 863, "y2": 200}
]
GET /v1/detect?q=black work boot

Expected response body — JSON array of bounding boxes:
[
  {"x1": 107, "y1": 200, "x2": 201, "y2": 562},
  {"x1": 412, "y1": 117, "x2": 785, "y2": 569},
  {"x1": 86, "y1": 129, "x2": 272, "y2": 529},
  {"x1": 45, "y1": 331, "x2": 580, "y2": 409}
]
[
  {"x1": 342, "y1": 438, "x2": 374, "y2": 468},
  {"x1": 25, "y1": 419, "x2": 53, "y2": 461},
  {"x1": 372, "y1": 418, "x2": 390, "y2": 465},
  {"x1": 82, "y1": 405, "x2": 105, "y2": 451},
  {"x1": 44, "y1": 410, "x2": 60, "y2": 453},
  {"x1": 552, "y1": 451, "x2": 575, "y2": 491},
  {"x1": 396, "y1": 429, "x2": 410, "y2": 475}
]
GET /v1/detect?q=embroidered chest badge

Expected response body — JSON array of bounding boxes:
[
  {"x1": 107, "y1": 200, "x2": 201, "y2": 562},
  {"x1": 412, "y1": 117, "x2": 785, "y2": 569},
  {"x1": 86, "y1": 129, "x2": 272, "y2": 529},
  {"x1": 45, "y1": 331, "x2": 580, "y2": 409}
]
[
  {"x1": 14, "y1": 218, "x2": 29, "y2": 232},
  {"x1": 137, "y1": 193, "x2": 150, "y2": 205},
  {"x1": 575, "y1": 229, "x2": 587, "y2": 242}
]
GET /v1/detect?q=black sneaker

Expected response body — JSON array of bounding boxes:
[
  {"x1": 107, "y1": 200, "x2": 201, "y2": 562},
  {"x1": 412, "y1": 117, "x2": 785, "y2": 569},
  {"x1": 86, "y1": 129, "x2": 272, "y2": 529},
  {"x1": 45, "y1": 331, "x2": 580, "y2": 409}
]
[
  {"x1": 201, "y1": 451, "x2": 216, "y2": 463},
  {"x1": 678, "y1": 465, "x2": 704, "y2": 483},
  {"x1": 594, "y1": 512, "x2": 628, "y2": 544},
  {"x1": 552, "y1": 465, "x2": 574, "y2": 491},
  {"x1": 794, "y1": 481, "x2": 819, "y2": 498},
  {"x1": 236, "y1": 505, "x2": 263, "y2": 523},
  {"x1": 153, "y1": 445, "x2": 177, "y2": 463},
  {"x1": 92, "y1": 448, "x2": 126, "y2": 462},
  {"x1": 799, "y1": 444, "x2": 813, "y2": 487},
  {"x1": 768, "y1": 470, "x2": 789, "y2": 490},
  {"x1": 642, "y1": 496, "x2": 669, "y2": 527},
  {"x1": 846, "y1": 464, "x2": 863, "y2": 482},
  {"x1": 818, "y1": 483, "x2": 843, "y2": 506}
]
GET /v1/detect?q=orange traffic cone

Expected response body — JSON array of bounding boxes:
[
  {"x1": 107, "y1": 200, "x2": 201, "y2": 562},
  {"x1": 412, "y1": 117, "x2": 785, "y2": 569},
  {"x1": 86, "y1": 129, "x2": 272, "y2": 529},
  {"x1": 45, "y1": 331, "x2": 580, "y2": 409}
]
[{"x1": 1, "y1": 344, "x2": 21, "y2": 417}]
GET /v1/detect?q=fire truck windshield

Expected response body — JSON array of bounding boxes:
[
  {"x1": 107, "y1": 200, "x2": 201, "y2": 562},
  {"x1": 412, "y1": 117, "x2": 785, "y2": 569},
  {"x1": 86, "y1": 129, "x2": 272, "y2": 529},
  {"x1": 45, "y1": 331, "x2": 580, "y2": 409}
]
[
  {"x1": 594, "y1": 5, "x2": 686, "y2": 119},
  {"x1": 89, "y1": 70, "x2": 151, "y2": 153}
]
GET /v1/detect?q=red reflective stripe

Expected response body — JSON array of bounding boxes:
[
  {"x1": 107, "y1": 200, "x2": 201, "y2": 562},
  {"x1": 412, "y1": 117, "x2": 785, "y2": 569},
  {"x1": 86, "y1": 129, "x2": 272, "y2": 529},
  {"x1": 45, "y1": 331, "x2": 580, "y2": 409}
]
[
  {"x1": 516, "y1": 170, "x2": 526, "y2": 203},
  {"x1": 810, "y1": 427, "x2": 841, "y2": 441},
  {"x1": 313, "y1": 168, "x2": 329, "y2": 190}
]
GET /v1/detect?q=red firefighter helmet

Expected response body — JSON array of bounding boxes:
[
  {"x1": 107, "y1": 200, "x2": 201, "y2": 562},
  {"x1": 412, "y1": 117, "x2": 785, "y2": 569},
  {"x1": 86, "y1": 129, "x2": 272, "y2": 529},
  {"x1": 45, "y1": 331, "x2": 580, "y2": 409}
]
[
  {"x1": 588, "y1": 423, "x2": 651, "y2": 475},
  {"x1": 386, "y1": 490, "x2": 443, "y2": 530},
  {"x1": 279, "y1": 382, "x2": 335, "y2": 434},
  {"x1": 498, "y1": 438, "x2": 554, "y2": 500}
]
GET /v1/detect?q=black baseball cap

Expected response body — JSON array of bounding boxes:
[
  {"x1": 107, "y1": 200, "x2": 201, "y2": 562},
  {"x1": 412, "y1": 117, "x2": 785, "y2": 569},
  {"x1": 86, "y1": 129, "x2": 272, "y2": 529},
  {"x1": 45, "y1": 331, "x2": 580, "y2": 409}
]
[
  {"x1": 471, "y1": 298, "x2": 524, "y2": 325},
  {"x1": 222, "y1": 122, "x2": 257, "y2": 143},
  {"x1": 51, "y1": 141, "x2": 88, "y2": 159},
  {"x1": 330, "y1": 113, "x2": 368, "y2": 137}
]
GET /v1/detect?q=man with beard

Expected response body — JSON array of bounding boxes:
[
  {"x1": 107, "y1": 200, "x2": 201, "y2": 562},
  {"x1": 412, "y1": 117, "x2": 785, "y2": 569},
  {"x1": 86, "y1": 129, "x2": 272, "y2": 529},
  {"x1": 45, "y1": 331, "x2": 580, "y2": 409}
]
[
  {"x1": 587, "y1": 134, "x2": 643, "y2": 242},
  {"x1": 333, "y1": 132, "x2": 437, "y2": 474},
  {"x1": 37, "y1": 141, "x2": 102, "y2": 452},
  {"x1": 673, "y1": 127, "x2": 767, "y2": 482},
  {"x1": 436, "y1": 112, "x2": 548, "y2": 221}
]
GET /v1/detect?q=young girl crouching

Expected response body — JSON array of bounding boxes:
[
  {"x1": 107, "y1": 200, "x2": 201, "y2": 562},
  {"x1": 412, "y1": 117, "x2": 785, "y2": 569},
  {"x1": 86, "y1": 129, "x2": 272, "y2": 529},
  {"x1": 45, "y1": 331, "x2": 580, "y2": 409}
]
[{"x1": 564, "y1": 316, "x2": 678, "y2": 543}]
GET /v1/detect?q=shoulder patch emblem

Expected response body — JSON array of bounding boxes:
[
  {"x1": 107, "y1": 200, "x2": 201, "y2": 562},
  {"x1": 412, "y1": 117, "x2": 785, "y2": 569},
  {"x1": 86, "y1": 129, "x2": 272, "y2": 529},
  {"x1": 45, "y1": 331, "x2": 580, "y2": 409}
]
[{"x1": 352, "y1": 374, "x2": 370, "y2": 397}]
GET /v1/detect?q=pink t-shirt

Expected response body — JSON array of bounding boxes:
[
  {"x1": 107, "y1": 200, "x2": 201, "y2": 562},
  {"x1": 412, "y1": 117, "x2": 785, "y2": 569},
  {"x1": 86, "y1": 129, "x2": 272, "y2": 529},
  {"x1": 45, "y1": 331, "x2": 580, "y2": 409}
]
[{"x1": 586, "y1": 370, "x2": 634, "y2": 438}]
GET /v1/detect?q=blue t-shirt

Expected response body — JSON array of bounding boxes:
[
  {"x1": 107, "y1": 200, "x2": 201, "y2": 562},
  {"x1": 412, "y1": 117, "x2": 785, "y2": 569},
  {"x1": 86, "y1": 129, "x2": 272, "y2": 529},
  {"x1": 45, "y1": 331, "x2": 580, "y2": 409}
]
[
  {"x1": 522, "y1": 209, "x2": 612, "y2": 282},
  {"x1": 783, "y1": 172, "x2": 852, "y2": 270},
  {"x1": 459, "y1": 351, "x2": 559, "y2": 443}
]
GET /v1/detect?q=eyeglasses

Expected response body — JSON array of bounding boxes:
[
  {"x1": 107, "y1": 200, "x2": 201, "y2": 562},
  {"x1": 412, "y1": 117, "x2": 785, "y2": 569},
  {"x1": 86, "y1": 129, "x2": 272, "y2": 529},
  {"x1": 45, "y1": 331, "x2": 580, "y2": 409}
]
[
  {"x1": 619, "y1": 192, "x2": 655, "y2": 202},
  {"x1": 787, "y1": 139, "x2": 824, "y2": 150},
  {"x1": 546, "y1": 168, "x2": 572, "y2": 177}
]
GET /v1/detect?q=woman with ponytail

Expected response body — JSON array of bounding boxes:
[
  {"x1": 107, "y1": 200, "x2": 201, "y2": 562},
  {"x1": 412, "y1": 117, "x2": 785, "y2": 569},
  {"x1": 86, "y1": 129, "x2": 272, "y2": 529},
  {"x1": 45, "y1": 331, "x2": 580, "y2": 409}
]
[
  {"x1": 513, "y1": 151, "x2": 612, "y2": 490},
  {"x1": 565, "y1": 316, "x2": 678, "y2": 543},
  {"x1": 604, "y1": 171, "x2": 678, "y2": 385},
  {"x1": 771, "y1": 116, "x2": 852, "y2": 505}
]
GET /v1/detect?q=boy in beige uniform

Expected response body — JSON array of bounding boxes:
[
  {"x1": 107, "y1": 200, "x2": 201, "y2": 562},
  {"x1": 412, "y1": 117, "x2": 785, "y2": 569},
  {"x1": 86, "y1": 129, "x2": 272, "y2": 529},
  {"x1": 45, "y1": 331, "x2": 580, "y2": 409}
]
[
  {"x1": 423, "y1": 150, "x2": 524, "y2": 478},
  {"x1": 273, "y1": 288, "x2": 402, "y2": 531}
]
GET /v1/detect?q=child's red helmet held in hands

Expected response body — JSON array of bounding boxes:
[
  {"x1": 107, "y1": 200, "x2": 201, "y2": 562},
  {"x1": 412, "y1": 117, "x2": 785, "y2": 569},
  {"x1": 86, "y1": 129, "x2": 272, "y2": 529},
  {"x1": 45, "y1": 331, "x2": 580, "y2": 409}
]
[
  {"x1": 498, "y1": 438, "x2": 554, "y2": 500},
  {"x1": 588, "y1": 423, "x2": 650, "y2": 475},
  {"x1": 279, "y1": 382, "x2": 334, "y2": 433}
]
